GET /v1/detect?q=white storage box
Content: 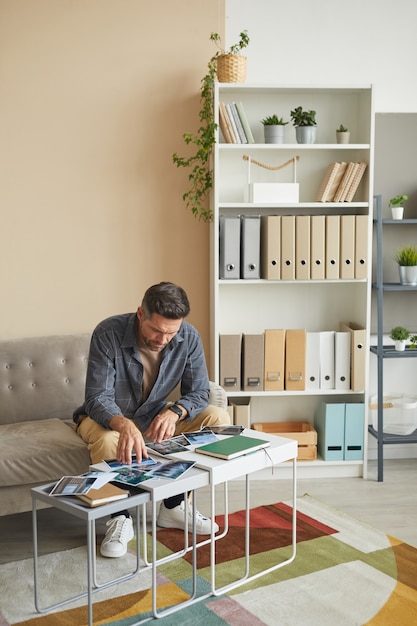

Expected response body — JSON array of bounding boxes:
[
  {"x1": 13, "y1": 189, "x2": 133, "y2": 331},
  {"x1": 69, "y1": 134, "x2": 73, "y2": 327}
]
[
  {"x1": 248, "y1": 182, "x2": 299, "y2": 203},
  {"x1": 369, "y1": 393, "x2": 417, "y2": 435}
]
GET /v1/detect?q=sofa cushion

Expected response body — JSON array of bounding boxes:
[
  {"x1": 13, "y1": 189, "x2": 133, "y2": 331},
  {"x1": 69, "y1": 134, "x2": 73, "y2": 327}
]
[{"x1": 0, "y1": 418, "x2": 91, "y2": 487}]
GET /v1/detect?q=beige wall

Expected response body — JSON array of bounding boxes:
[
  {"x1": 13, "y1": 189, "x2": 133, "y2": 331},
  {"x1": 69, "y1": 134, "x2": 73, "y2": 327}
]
[{"x1": 0, "y1": 0, "x2": 224, "y2": 364}]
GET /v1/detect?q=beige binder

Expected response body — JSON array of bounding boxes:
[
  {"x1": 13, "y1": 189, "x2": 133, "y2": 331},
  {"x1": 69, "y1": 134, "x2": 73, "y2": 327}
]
[
  {"x1": 340, "y1": 321, "x2": 366, "y2": 391},
  {"x1": 325, "y1": 215, "x2": 340, "y2": 279},
  {"x1": 261, "y1": 215, "x2": 281, "y2": 280},
  {"x1": 264, "y1": 329, "x2": 285, "y2": 391},
  {"x1": 281, "y1": 215, "x2": 295, "y2": 280},
  {"x1": 295, "y1": 215, "x2": 310, "y2": 280},
  {"x1": 219, "y1": 334, "x2": 242, "y2": 391},
  {"x1": 285, "y1": 329, "x2": 306, "y2": 391},
  {"x1": 355, "y1": 215, "x2": 368, "y2": 279},
  {"x1": 340, "y1": 214, "x2": 355, "y2": 279},
  {"x1": 242, "y1": 334, "x2": 264, "y2": 391},
  {"x1": 311, "y1": 215, "x2": 326, "y2": 280}
]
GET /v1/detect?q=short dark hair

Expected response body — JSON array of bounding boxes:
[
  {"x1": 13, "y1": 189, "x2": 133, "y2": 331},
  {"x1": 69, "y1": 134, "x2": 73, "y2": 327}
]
[{"x1": 141, "y1": 282, "x2": 190, "y2": 320}]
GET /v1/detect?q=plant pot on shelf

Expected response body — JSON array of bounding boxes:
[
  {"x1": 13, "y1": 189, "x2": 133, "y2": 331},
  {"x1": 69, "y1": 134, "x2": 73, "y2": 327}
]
[
  {"x1": 391, "y1": 206, "x2": 404, "y2": 220},
  {"x1": 216, "y1": 54, "x2": 247, "y2": 83},
  {"x1": 399, "y1": 265, "x2": 417, "y2": 285},
  {"x1": 264, "y1": 125, "x2": 285, "y2": 144},
  {"x1": 295, "y1": 126, "x2": 316, "y2": 144},
  {"x1": 394, "y1": 339, "x2": 407, "y2": 352},
  {"x1": 336, "y1": 131, "x2": 350, "y2": 144}
]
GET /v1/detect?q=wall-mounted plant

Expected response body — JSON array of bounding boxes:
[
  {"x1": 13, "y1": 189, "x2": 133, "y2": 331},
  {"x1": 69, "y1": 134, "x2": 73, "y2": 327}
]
[{"x1": 172, "y1": 31, "x2": 250, "y2": 222}]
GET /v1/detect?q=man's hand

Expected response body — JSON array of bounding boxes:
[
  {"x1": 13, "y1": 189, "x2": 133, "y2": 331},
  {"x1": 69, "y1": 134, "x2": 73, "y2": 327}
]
[
  {"x1": 144, "y1": 409, "x2": 180, "y2": 443},
  {"x1": 109, "y1": 414, "x2": 148, "y2": 465}
]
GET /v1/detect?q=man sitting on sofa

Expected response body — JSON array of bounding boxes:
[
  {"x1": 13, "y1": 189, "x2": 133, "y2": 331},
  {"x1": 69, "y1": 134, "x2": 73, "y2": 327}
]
[{"x1": 74, "y1": 281, "x2": 230, "y2": 558}]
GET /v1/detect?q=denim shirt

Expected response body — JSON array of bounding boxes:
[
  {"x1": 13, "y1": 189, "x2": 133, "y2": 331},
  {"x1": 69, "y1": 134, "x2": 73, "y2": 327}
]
[{"x1": 73, "y1": 313, "x2": 210, "y2": 432}]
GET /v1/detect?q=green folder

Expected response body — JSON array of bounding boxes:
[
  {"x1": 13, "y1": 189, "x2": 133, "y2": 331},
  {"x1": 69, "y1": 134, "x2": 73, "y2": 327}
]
[{"x1": 195, "y1": 435, "x2": 269, "y2": 460}]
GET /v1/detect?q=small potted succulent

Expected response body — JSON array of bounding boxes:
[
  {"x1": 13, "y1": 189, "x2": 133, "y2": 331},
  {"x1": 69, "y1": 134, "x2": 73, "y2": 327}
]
[
  {"x1": 336, "y1": 124, "x2": 350, "y2": 144},
  {"x1": 261, "y1": 114, "x2": 288, "y2": 144},
  {"x1": 395, "y1": 244, "x2": 417, "y2": 285},
  {"x1": 389, "y1": 194, "x2": 408, "y2": 220},
  {"x1": 290, "y1": 106, "x2": 317, "y2": 144},
  {"x1": 389, "y1": 326, "x2": 410, "y2": 351}
]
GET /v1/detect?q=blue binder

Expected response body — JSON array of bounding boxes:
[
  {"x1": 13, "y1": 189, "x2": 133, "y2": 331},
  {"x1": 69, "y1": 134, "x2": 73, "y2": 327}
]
[
  {"x1": 344, "y1": 403, "x2": 364, "y2": 460},
  {"x1": 314, "y1": 403, "x2": 345, "y2": 461}
]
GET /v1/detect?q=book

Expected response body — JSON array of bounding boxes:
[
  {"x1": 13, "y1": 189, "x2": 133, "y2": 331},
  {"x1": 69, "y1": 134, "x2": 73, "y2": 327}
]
[
  {"x1": 195, "y1": 435, "x2": 270, "y2": 460},
  {"x1": 338, "y1": 162, "x2": 359, "y2": 202},
  {"x1": 344, "y1": 161, "x2": 367, "y2": 202},
  {"x1": 76, "y1": 483, "x2": 129, "y2": 507},
  {"x1": 333, "y1": 161, "x2": 356, "y2": 202},
  {"x1": 226, "y1": 103, "x2": 242, "y2": 143},
  {"x1": 229, "y1": 102, "x2": 248, "y2": 143},
  {"x1": 235, "y1": 102, "x2": 255, "y2": 143},
  {"x1": 218, "y1": 102, "x2": 235, "y2": 143},
  {"x1": 316, "y1": 162, "x2": 347, "y2": 202}
]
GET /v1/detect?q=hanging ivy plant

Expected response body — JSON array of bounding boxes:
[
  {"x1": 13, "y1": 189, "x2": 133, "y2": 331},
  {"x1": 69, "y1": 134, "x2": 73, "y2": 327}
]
[{"x1": 172, "y1": 31, "x2": 249, "y2": 222}]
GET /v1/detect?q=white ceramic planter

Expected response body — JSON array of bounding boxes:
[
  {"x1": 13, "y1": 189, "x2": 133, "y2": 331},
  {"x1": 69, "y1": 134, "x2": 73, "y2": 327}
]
[
  {"x1": 394, "y1": 340, "x2": 407, "y2": 351},
  {"x1": 336, "y1": 131, "x2": 350, "y2": 144},
  {"x1": 264, "y1": 125, "x2": 285, "y2": 144},
  {"x1": 391, "y1": 206, "x2": 404, "y2": 220},
  {"x1": 399, "y1": 265, "x2": 417, "y2": 285},
  {"x1": 295, "y1": 126, "x2": 316, "y2": 144}
]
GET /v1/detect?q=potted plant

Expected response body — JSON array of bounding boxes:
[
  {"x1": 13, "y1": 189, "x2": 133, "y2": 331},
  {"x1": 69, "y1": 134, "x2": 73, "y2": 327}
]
[
  {"x1": 389, "y1": 326, "x2": 410, "y2": 351},
  {"x1": 290, "y1": 106, "x2": 317, "y2": 144},
  {"x1": 210, "y1": 30, "x2": 250, "y2": 83},
  {"x1": 410, "y1": 334, "x2": 417, "y2": 349},
  {"x1": 395, "y1": 244, "x2": 417, "y2": 285},
  {"x1": 389, "y1": 194, "x2": 408, "y2": 220},
  {"x1": 172, "y1": 31, "x2": 250, "y2": 222},
  {"x1": 261, "y1": 114, "x2": 288, "y2": 144},
  {"x1": 336, "y1": 124, "x2": 350, "y2": 144}
]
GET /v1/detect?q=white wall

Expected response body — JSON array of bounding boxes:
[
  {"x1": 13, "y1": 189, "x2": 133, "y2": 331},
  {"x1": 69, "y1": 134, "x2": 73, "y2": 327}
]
[{"x1": 226, "y1": 0, "x2": 417, "y2": 112}]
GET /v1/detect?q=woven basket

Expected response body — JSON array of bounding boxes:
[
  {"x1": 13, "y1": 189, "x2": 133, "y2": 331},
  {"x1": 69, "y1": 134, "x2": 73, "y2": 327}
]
[{"x1": 216, "y1": 54, "x2": 247, "y2": 83}]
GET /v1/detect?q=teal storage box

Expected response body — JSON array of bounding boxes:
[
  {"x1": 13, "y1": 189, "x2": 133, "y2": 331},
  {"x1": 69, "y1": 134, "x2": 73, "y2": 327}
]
[
  {"x1": 344, "y1": 403, "x2": 364, "y2": 460},
  {"x1": 314, "y1": 403, "x2": 345, "y2": 461}
]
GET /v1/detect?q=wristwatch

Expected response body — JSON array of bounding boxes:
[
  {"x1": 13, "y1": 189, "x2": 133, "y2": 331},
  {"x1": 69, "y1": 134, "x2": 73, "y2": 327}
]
[{"x1": 168, "y1": 403, "x2": 183, "y2": 420}]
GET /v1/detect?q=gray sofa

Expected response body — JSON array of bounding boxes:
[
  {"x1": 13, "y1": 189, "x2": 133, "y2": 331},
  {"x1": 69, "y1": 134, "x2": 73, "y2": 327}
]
[{"x1": 0, "y1": 333, "x2": 227, "y2": 516}]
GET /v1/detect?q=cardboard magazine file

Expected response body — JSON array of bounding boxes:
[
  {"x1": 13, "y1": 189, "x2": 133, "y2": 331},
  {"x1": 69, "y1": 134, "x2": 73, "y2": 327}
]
[
  {"x1": 229, "y1": 397, "x2": 251, "y2": 428},
  {"x1": 264, "y1": 329, "x2": 285, "y2": 391},
  {"x1": 339, "y1": 321, "x2": 366, "y2": 391},
  {"x1": 285, "y1": 329, "x2": 306, "y2": 391},
  {"x1": 219, "y1": 334, "x2": 242, "y2": 391},
  {"x1": 243, "y1": 155, "x2": 300, "y2": 203},
  {"x1": 242, "y1": 333, "x2": 264, "y2": 392}
]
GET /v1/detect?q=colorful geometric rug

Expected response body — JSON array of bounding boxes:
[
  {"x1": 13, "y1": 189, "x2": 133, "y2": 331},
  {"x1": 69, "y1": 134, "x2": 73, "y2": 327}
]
[{"x1": 2, "y1": 494, "x2": 417, "y2": 625}]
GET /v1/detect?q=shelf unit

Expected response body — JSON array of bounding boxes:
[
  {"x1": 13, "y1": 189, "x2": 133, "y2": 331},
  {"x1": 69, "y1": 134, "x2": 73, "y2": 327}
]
[
  {"x1": 210, "y1": 84, "x2": 374, "y2": 478},
  {"x1": 369, "y1": 195, "x2": 417, "y2": 482}
]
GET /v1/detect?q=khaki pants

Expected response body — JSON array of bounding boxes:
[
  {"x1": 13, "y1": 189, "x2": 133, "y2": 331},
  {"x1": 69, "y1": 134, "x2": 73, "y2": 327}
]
[{"x1": 77, "y1": 405, "x2": 231, "y2": 464}]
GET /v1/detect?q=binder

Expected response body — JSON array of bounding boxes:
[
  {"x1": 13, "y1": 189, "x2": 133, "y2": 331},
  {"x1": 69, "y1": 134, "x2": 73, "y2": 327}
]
[
  {"x1": 305, "y1": 331, "x2": 320, "y2": 390},
  {"x1": 295, "y1": 215, "x2": 310, "y2": 280},
  {"x1": 241, "y1": 215, "x2": 261, "y2": 279},
  {"x1": 264, "y1": 329, "x2": 285, "y2": 391},
  {"x1": 261, "y1": 215, "x2": 281, "y2": 280},
  {"x1": 242, "y1": 334, "x2": 264, "y2": 391},
  {"x1": 285, "y1": 329, "x2": 306, "y2": 391},
  {"x1": 314, "y1": 402, "x2": 345, "y2": 461},
  {"x1": 334, "y1": 331, "x2": 351, "y2": 390},
  {"x1": 355, "y1": 215, "x2": 368, "y2": 279},
  {"x1": 325, "y1": 215, "x2": 340, "y2": 279},
  {"x1": 344, "y1": 403, "x2": 364, "y2": 460},
  {"x1": 219, "y1": 216, "x2": 240, "y2": 279},
  {"x1": 219, "y1": 334, "x2": 242, "y2": 391},
  {"x1": 319, "y1": 331, "x2": 335, "y2": 390},
  {"x1": 340, "y1": 321, "x2": 366, "y2": 391},
  {"x1": 340, "y1": 214, "x2": 355, "y2": 279},
  {"x1": 281, "y1": 215, "x2": 296, "y2": 280},
  {"x1": 310, "y1": 215, "x2": 326, "y2": 280}
]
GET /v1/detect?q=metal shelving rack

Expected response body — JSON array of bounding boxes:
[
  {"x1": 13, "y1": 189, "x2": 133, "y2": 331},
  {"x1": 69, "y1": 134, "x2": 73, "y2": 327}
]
[{"x1": 369, "y1": 195, "x2": 417, "y2": 481}]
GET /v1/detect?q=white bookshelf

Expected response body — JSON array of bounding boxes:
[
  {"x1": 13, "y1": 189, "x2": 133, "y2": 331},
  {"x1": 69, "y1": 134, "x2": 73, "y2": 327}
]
[{"x1": 210, "y1": 84, "x2": 375, "y2": 478}]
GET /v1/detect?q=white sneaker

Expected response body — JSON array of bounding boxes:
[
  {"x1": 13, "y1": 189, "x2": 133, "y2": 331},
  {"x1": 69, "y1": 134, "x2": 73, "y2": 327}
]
[
  {"x1": 100, "y1": 515, "x2": 134, "y2": 558},
  {"x1": 157, "y1": 501, "x2": 219, "y2": 534}
]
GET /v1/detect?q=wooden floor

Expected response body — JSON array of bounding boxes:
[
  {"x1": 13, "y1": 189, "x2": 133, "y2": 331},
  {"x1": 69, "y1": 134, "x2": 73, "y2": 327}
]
[{"x1": 1, "y1": 458, "x2": 416, "y2": 566}]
